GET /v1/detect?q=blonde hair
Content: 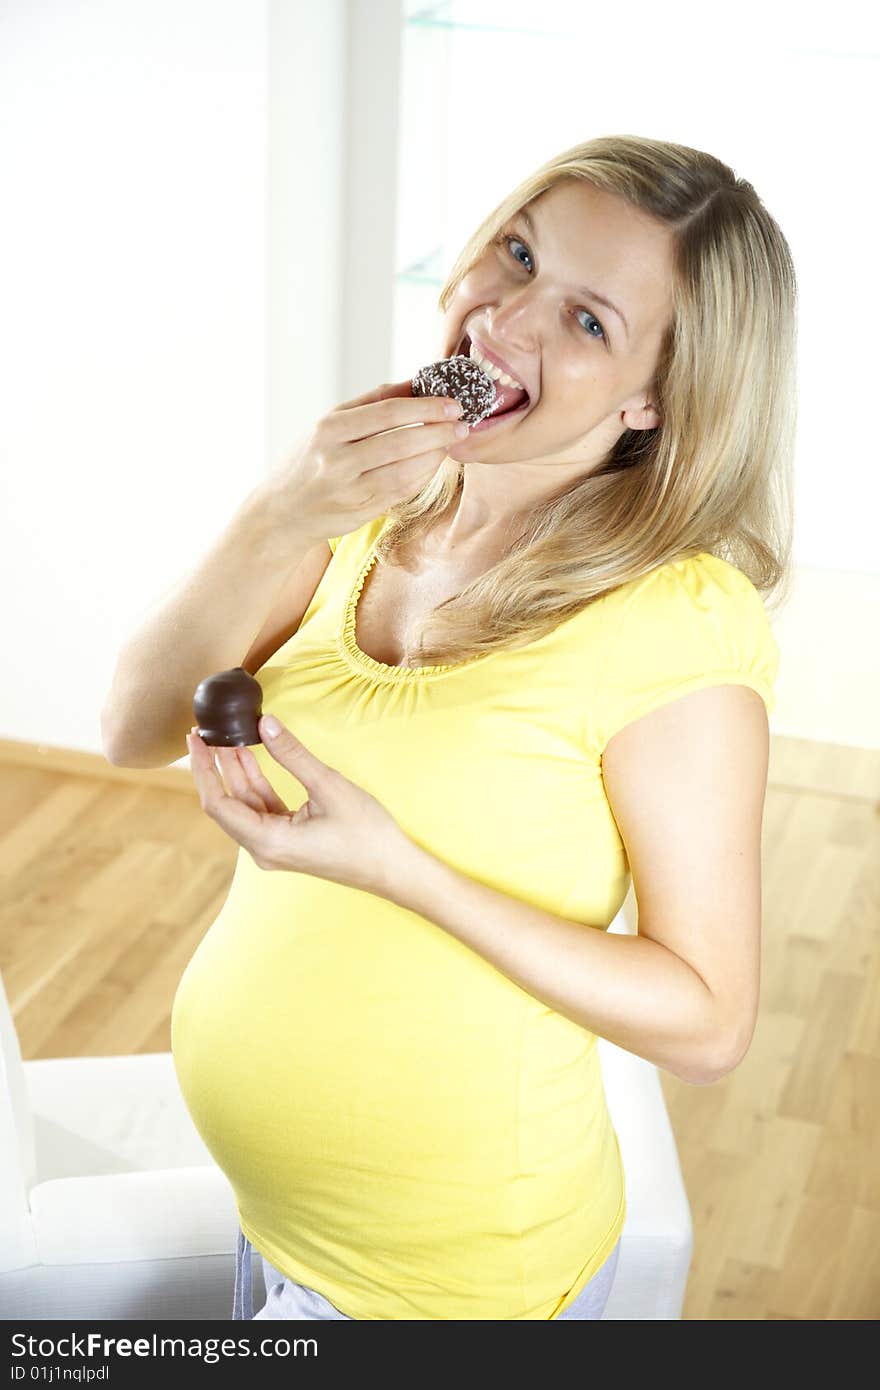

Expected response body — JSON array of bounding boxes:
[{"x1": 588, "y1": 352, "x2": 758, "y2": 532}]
[{"x1": 376, "y1": 133, "x2": 797, "y2": 668}]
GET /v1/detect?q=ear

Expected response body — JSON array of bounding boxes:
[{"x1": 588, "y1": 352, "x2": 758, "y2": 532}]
[{"x1": 621, "y1": 401, "x2": 663, "y2": 432}]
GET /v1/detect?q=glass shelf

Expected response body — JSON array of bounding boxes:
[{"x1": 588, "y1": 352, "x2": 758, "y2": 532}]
[
  {"x1": 396, "y1": 246, "x2": 445, "y2": 287},
  {"x1": 404, "y1": 1, "x2": 574, "y2": 39},
  {"x1": 394, "y1": 4, "x2": 577, "y2": 298},
  {"x1": 404, "y1": 1, "x2": 880, "y2": 57},
  {"x1": 393, "y1": 1, "x2": 583, "y2": 370}
]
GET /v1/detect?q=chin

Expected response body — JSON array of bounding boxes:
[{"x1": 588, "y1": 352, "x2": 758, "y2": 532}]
[{"x1": 446, "y1": 439, "x2": 511, "y2": 463}]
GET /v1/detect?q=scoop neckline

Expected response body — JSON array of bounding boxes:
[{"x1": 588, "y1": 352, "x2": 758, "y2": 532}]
[
  {"x1": 335, "y1": 531, "x2": 729, "y2": 686},
  {"x1": 338, "y1": 519, "x2": 490, "y2": 684}
]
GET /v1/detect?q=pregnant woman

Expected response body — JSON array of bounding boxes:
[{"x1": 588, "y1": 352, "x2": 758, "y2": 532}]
[{"x1": 105, "y1": 133, "x2": 795, "y2": 1319}]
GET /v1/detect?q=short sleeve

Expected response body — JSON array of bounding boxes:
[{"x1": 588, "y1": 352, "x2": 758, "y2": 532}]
[
  {"x1": 590, "y1": 553, "x2": 780, "y2": 755},
  {"x1": 327, "y1": 536, "x2": 340, "y2": 554}
]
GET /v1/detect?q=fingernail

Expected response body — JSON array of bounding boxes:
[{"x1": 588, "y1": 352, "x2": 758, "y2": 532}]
[
  {"x1": 444, "y1": 401, "x2": 464, "y2": 418},
  {"x1": 454, "y1": 421, "x2": 470, "y2": 437},
  {"x1": 262, "y1": 714, "x2": 282, "y2": 738}
]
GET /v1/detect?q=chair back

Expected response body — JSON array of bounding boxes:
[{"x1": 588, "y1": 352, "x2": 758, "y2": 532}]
[{"x1": 0, "y1": 968, "x2": 38, "y2": 1269}]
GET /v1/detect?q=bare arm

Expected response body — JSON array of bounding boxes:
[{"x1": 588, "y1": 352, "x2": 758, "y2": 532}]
[
  {"x1": 103, "y1": 378, "x2": 465, "y2": 769},
  {"x1": 101, "y1": 486, "x2": 323, "y2": 769}
]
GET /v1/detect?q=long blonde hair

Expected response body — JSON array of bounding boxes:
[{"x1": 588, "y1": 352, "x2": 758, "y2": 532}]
[{"x1": 376, "y1": 133, "x2": 797, "y2": 668}]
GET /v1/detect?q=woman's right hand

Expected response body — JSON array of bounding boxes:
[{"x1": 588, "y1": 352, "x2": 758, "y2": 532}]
[{"x1": 259, "y1": 379, "x2": 467, "y2": 547}]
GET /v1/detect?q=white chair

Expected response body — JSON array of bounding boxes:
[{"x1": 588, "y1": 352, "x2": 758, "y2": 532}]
[
  {"x1": 0, "y1": 965, "x2": 247, "y2": 1319},
  {"x1": 0, "y1": 901, "x2": 692, "y2": 1320}
]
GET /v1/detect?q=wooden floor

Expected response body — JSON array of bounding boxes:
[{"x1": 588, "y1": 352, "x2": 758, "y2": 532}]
[{"x1": 1, "y1": 732, "x2": 877, "y2": 1320}]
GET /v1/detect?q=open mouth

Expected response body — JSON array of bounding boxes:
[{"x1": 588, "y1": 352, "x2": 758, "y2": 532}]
[{"x1": 452, "y1": 331, "x2": 534, "y2": 422}]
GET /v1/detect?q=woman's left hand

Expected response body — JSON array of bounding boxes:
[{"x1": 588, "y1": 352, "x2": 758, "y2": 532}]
[{"x1": 186, "y1": 714, "x2": 410, "y2": 896}]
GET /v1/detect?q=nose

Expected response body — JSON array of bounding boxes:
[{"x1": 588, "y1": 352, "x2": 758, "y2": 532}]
[{"x1": 487, "y1": 292, "x2": 541, "y2": 353}]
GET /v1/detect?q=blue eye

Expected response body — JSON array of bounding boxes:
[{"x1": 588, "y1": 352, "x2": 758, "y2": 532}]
[
  {"x1": 502, "y1": 234, "x2": 607, "y2": 343},
  {"x1": 575, "y1": 308, "x2": 606, "y2": 342},
  {"x1": 505, "y1": 235, "x2": 533, "y2": 271}
]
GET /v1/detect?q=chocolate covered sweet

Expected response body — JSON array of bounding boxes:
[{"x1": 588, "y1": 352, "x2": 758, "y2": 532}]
[
  {"x1": 193, "y1": 666, "x2": 263, "y2": 746},
  {"x1": 412, "y1": 354, "x2": 496, "y2": 426}
]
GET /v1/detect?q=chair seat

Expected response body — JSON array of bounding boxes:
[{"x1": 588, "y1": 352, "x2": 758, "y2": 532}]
[
  {"x1": 0, "y1": 1052, "x2": 242, "y2": 1316},
  {"x1": 28, "y1": 1164, "x2": 236, "y2": 1264},
  {"x1": 24, "y1": 1052, "x2": 214, "y2": 1182}
]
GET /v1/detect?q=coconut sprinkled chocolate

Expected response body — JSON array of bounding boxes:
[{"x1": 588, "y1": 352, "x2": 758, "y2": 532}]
[{"x1": 411, "y1": 354, "x2": 496, "y2": 426}]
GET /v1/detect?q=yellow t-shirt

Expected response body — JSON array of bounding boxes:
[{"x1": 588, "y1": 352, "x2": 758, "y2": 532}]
[{"x1": 171, "y1": 511, "x2": 779, "y2": 1320}]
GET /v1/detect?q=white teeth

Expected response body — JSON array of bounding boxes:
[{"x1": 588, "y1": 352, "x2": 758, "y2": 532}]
[{"x1": 468, "y1": 341, "x2": 524, "y2": 391}]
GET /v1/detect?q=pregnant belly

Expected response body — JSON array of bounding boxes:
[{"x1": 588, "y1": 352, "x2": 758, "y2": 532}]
[
  {"x1": 170, "y1": 887, "x2": 532, "y2": 1195},
  {"x1": 169, "y1": 868, "x2": 625, "y2": 1318}
]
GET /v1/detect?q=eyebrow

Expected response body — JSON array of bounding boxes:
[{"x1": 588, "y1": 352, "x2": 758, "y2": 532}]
[{"x1": 517, "y1": 205, "x2": 630, "y2": 340}]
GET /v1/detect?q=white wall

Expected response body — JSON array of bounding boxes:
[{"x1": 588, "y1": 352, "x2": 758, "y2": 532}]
[
  {"x1": 268, "y1": 0, "x2": 347, "y2": 471},
  {"x1": 0, "y1": 0, "x2": 347, "y2": 757},
  {"x1": 337, "y1": 0, "x2": 403, "y2": 402}
]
